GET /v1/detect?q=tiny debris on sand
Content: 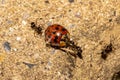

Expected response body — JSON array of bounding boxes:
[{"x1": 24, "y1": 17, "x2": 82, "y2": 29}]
[{"x1": 3, "y1": 42, "x2": 11, "y2": 52}]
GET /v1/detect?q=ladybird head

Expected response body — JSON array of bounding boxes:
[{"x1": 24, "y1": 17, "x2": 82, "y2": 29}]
[{"x1": 45, "y1": 24, "x2": 70, "y2": 48}]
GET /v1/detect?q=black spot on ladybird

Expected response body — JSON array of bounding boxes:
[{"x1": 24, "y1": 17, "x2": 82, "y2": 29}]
[
  {"x1": 48, "y1": 35, "x2": 51, "y2": 38},
  {"x1": 52, "y1": 31, "x2": 56, "y2": 34},
  {"x1": 54, "y1": 36, "x2": 58, "y2": 43},
  {"x1": 62, "y1": 28, "x2": 66, "y2": 31},
  {"x1": 55, "y1": 27, "x2": 59, "y2": 30}
]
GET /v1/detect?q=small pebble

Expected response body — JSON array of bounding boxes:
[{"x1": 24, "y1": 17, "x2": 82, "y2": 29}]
[
  {"x1": 3, "y1": 42, "x2": 11, "y2": 52},
  {"x1": 1, "y1": 0, "x2": 5, "y2": 4},
  {"x1": 45, "y1": 61, "x2": 52, "y2": 70},
  {"x1": 13, "y1": 48, "x2": 17, "y2": 52},
  {"x1": 49, "y1": 19, "x2": 53, "y2": 22},
  {"x1": 16, "y1": 37, "x2": 21, "y2": 41},
  {"x1": 45, "y1": 0, "x2": 49, "y2": 4},
  {"x1": 9, "y1": 27, "x2": 14, "y2": 32},
  {"x1": 47, "y1": 61, "x2": 52, "y2": 66},
  {"x1": 47, "y1": 21, "x2": 52, "y2": 26},
  {"x1": 22, "y1": 20, "x2": 27, "y2": 26},
  {"x1": 50, "y1": 49, "x2": 56, "y2": 54},
  {"x1": 7, "y1": 20, "x2": 13, "y2": 24},
  {"x1": 109, "y1": 19, "x2": 112, "y2": 22},
  {"x1": 68, "y1": 0, "x2": 74, "y2": 3},
  {"x1": 69, "y1": 24, "x2": 75, "y2": 28},
  {"x1": 23, "y1": 62, "x2": 37, "y2": 68},
  {"x1": 23, "y1": 13, "x2": 29, "y2": 19},
  {"x1": 75, "y1": 12, "x2": 81, "y2": 18},
  {"x1": 57, "y1": 72, "x2": 61, "y2": 76},
  {"x1": 70, "y1": 38, "x2": 73, "y2": 41}
]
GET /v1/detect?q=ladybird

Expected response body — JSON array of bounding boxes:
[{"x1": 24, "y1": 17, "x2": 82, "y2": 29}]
[
  {"x1": 45, "y1": 24, "x2": 70, "y2": 48},
  {"x1": 45, "y1": 24, "x2": 83, "y2": 59}
]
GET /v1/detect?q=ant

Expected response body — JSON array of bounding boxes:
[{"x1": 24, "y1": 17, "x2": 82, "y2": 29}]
[
  {"x1": 112, "y1": 71, "x2": 120, "y2": 80},
  {"x1": 58, "y1": 42, "x2": 83, "y2": 59},
  {"x1": 101, "y1": 43, "x2": 113, "y2": 60},
  {"x1": 66, "y1": 40, "x2": 83, "y2": 59},
  {"x1": 30, "y1": 22, "x2": 42, "y2": 35},
  {"x1": 49, "y1": 36, "x2": 83, "y2": 59}
]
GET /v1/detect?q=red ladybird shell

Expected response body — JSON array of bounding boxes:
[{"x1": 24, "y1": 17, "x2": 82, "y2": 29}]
[{"x1": 45, "y1": 24, "x2": 69, "y2": 47}]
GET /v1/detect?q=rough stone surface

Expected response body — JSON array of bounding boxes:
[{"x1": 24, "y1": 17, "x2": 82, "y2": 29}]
[{"x1": 0, "y1": 0, "x2": 120, "y2": 80}]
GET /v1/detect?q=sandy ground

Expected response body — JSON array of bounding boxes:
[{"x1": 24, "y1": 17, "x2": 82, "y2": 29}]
[{"x1": 0, "y1": 0, "x2": 120, "y2": 80}]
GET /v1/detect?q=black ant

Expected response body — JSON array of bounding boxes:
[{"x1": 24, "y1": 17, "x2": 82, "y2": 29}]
[
  {"x1": 112, "y1": 71, "x2": 120, "y2": 80},
  {"x1": 101, "y1": 43, "x2": 113, "y2": 60},
  {"x1": 59, "y1": 43, "x2": 83, "y2": 59},
  {"x1": 30, "y1": 22, "x2": 42, "y2": 35},
  {"x1": 49, "y1": 36, "x2": 83, "y2": 59},
  {"x1": 67, "y1": 40, "x2": 83, "y2": 59}
]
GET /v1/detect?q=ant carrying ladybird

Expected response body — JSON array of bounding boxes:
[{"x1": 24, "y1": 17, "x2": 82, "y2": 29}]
[
  {"x1": 101, "y1": 43, "x2": 113, "y2": 60},
  {"x1": 45, "y1": 24, "x2": 83, "y2": 59}
]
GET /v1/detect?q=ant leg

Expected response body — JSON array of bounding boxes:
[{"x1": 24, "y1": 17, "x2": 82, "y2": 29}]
[
  {"x1": 76, "y1": 46, "x2": 83, "y2": 59},
  {"x1": 67, "y1": 40, "x2": 83, "y2": 59},
  {"x1": 59, "y1": 48, "x2": 77, "y2": 58}
]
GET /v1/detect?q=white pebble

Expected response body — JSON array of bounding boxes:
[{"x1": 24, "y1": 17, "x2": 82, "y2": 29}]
[
  {"x1": 9, "y1": 27, "x2": 14, "y2": 32},
  {"x1": 84, "y1": 45, "x2": 88, "y2": 49},
  {"x1": 16, "y1": 37, "x2": 21, "y2": 41},
  {"x1": 57, "y1": 71, "x2": 61, "y2": 76},
  {"x1": 22, "y1": 20, "x2": 27, "y2": 25},
  {"x1": 75, "y1": 12, "x2": 81, "y2": 18},
  {"x1": 70, "y1": 38, "x2": 73, "y2": 41},
  {"x1": 13, "y1": 48, "x2": 17, "y2": 51},
  {"x1": 50, "y1": 49, "x2": 56, "y2": 54}
]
